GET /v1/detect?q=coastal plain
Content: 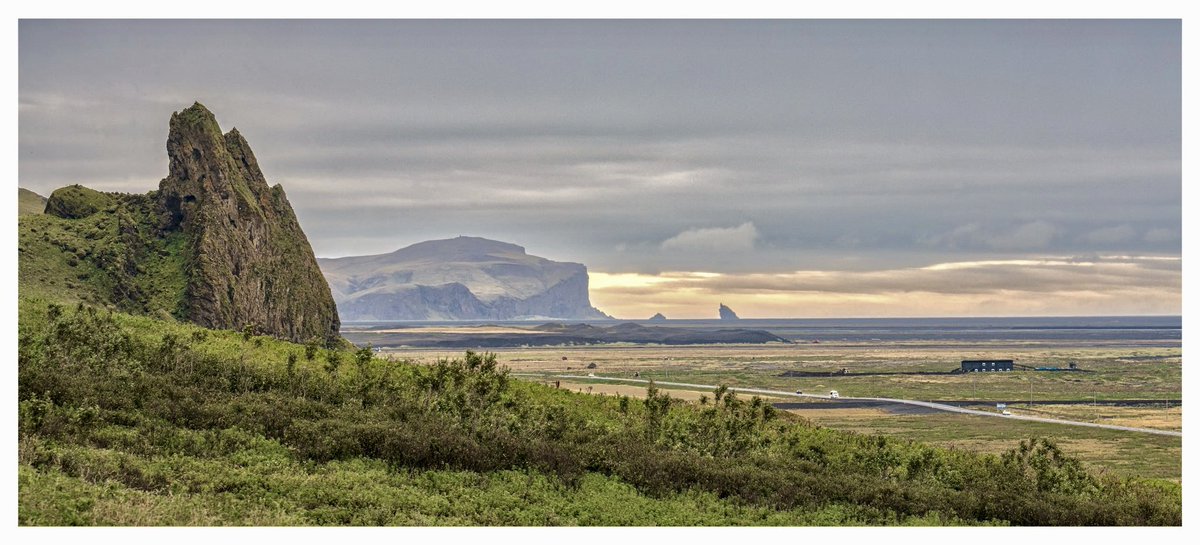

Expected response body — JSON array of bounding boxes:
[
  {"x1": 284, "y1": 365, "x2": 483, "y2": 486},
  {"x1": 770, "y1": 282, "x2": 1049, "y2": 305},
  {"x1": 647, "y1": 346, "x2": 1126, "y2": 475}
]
[{"x1": 378, "y1": 340, "x2": 1183, "y2": 481}]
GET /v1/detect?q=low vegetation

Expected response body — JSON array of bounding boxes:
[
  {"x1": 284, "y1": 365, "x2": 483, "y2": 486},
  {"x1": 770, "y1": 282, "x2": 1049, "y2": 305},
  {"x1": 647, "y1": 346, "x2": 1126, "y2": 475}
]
[
  {"x1": 18, "y1": 300, "x2": 1181, "y2": 525},
  {"x1": 18, "y1": 193, "x2": 188, "y2": 317}
]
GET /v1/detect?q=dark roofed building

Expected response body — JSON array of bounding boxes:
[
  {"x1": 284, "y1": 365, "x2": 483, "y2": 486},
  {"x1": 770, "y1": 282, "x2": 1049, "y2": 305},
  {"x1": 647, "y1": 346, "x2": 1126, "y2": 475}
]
[{"x1": 961, "y1": 359, "x2": 1014, "y2": 372}]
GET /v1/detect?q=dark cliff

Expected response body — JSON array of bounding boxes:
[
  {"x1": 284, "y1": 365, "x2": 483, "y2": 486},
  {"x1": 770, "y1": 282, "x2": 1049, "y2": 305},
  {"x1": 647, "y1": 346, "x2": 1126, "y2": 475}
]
[{"x1": 157, "y1": 103, "x2": 340, "y2": 343}]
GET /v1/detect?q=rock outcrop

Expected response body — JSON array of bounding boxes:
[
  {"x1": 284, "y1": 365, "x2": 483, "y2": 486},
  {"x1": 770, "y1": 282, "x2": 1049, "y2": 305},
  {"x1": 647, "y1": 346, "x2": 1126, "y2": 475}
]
[
  {"x1": 319, "y1": 236, "x2": 611, "y2": 321},
  {"x1": 44, "y1": 185, "x2": 116, "y2": 219},
  {"x1": 719, "y1": 303, "x2": 740, "y2": 320},
  {"x1": 156, "y1": 103, "x2": 340, "y2": 343}
]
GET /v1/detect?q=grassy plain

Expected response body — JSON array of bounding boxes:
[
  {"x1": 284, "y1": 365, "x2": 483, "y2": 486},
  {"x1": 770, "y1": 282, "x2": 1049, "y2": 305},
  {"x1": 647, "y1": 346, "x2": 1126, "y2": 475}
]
[{"x1": 382, "y1": 342, "x2": 1183, "y2": 481}]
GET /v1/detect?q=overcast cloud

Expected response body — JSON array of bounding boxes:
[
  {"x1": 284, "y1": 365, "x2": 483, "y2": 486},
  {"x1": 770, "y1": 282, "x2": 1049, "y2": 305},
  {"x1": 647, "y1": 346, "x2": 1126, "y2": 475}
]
[{"x1": 18, "y1": 20, "x2": 1180, "y2": 317}]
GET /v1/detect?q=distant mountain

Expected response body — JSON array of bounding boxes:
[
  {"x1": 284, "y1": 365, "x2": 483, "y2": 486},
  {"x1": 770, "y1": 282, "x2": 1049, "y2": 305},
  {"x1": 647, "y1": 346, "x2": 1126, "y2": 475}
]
[
  {"x1": 319, "y1": 236, "x2": 612, "y2": 321},
  {"x1": 719, "y1": 303, "x2": 740, "y2": 320},
  {"x1": 18, "y1": 188, "x2": 46, "y2": 216},
  {"x1": 648, "y1": 313, "x2": 667, "y2": 322}
]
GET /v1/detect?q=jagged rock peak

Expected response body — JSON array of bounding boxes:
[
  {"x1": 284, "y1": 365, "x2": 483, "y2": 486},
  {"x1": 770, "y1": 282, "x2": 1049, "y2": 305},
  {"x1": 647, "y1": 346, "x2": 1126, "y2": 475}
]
[
  {"x1": 719, "y1": 303, "x2": 740, "y2": 320},
  {"x1": 156, "y1": 102, "x2": 340, "y2": 344},
  {"x1": 44, "y1": 184, "x2": 116, "y2": 219}
]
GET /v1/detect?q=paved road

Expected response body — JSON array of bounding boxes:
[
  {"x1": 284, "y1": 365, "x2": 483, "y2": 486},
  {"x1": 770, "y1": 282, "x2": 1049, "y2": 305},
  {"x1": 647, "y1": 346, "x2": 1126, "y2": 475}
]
[{"x1": 524, "y1": 373, "x2": 1182, "y2": 438}]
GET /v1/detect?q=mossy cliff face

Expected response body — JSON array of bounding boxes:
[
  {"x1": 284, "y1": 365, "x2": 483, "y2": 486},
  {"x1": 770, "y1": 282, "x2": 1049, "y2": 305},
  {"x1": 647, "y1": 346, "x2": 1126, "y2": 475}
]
[{"x1": 156, "y1": 103, "x2": 340, "y2": 344}]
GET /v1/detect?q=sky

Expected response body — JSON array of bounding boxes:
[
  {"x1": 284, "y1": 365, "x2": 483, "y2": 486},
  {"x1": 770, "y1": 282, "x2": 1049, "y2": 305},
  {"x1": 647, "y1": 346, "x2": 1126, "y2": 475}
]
[{"x1": 18, "y1": 19, "x2": 1181, "y2": 318}]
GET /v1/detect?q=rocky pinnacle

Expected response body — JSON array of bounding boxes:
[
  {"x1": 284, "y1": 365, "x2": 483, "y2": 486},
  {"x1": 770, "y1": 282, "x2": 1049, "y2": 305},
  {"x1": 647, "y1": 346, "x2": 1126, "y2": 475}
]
[{"x1": 157, "y1": 102, "x2": 340, "y2": 344}]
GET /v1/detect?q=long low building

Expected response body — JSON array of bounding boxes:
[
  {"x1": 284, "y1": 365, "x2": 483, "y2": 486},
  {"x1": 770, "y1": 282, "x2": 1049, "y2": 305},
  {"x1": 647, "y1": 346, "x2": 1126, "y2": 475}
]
[{"x1": 961, "y1": 359, "x2": 1014, "y2": 372}]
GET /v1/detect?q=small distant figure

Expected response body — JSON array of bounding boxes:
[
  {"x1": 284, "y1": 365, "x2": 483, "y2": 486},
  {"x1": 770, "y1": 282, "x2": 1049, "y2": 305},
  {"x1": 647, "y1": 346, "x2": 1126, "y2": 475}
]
[
  {"x1": 554, "y1": 380, "x2": 560, "y2": 388},
  {"x1": 562, "y1": 356, "x2": 568, "y2": 361},
  {"x1": 634, "y1": 371, "x2": 640, "y2": 378}
]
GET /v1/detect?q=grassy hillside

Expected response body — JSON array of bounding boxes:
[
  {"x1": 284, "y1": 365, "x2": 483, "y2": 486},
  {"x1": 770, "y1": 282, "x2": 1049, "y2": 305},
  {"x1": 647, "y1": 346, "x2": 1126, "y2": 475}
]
[
  {"x1": 17, "y1": 298, "x2": 1181, "y2": 526},
  {"x1": 18, "y1": 188, "x2": 47, "y2": 216},
  {"x1": 18, "y1": 192, "x2": 188, "y2": 317}
]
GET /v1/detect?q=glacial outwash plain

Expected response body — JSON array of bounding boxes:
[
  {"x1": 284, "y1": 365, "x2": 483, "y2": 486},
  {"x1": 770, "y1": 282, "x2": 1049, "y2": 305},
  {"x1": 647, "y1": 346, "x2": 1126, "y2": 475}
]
[{"x1": 18, "y1": 104, "x2": 1181, "y2": 526}]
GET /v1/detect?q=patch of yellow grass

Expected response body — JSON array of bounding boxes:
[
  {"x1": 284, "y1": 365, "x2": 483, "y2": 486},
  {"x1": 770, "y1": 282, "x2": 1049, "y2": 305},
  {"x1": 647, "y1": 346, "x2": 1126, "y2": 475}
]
[
  {"x1": 1017, "y1": 405, "x2": 1181, "y2": 431},
  {"x1": 784, "y1": 407, "x2": 891, "y2": 419},
  {"x1": 554, "y1": 381, "x2": 708, "y2": 401}
]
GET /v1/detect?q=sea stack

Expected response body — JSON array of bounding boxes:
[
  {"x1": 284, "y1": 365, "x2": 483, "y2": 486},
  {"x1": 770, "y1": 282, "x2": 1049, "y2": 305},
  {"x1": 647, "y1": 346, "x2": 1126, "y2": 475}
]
[
  {"x1": 718, "y1": 303, "x2": 740, "y2": 320},
  {"x1": 157, "y1": 102, "x2": 341, "y2": 344}
]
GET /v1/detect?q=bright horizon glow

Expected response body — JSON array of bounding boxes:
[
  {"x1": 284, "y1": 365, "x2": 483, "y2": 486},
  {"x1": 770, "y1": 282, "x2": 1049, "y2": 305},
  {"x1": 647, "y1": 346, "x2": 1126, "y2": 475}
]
[{"x1": 589, "y1": 255, "x2": 1180, "y2": 320}]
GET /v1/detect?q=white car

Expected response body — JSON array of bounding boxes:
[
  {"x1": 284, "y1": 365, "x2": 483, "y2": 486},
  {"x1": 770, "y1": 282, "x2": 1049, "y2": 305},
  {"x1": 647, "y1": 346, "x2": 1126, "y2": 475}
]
[
  {"x1": 829, "y1": 390, "x2": 840, "y2": 398},
  {"x1": 1001, "y1": 410, "x2": 1013, "y2": 416}
]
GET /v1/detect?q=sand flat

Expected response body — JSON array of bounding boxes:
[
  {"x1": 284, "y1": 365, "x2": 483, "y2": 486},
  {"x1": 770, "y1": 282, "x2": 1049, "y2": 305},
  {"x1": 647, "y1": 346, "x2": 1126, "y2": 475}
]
[{"x1": 372, "y1": 326, "x2": 542, "y2": 335}]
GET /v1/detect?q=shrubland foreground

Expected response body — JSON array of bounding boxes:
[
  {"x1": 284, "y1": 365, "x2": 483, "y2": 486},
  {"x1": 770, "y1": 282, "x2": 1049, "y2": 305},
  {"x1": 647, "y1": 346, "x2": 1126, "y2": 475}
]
[{"x1": 17, "y1": 300, "x2": 1181, "y2": 525}]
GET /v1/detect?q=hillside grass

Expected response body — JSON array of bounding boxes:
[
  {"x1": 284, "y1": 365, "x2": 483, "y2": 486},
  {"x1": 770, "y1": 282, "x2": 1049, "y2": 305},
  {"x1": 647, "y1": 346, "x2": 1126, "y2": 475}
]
[
  {"x1": 17, "y1": 299, "x2": 1182, "y2": 526},
  {"x1": 18, "y1": 193, "x2": 188, "y2": 317},
  {"x1": 19, "y1": 188, "x2": 47, "y2": 216}
]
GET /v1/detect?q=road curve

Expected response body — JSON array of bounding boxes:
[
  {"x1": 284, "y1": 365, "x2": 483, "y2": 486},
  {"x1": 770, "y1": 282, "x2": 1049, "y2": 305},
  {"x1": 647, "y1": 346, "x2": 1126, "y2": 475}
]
[{"x1": 522, "y1": 373, "x2": 1182, "y2": 438}]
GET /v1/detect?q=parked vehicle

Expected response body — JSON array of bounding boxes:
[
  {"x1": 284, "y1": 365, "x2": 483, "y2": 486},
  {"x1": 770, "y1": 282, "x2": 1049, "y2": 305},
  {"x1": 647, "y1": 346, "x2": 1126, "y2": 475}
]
[
  {"x1": 829, "y1": 390, "x2": 840, "y2": 398},
  {"x1": 795, "y1": 390, "x2": 803, "y2": 395},
  {"x1": 1001, "y1": 410, "x2": 1013, "y2": 416}
]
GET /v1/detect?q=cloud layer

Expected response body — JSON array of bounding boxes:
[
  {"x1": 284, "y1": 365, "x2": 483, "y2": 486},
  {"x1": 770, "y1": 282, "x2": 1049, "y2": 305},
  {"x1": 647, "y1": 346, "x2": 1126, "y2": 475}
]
[
  {"x1": 17, "y1": 21, "x2": 1181, "y2": 316},
  {"x1": 661, "y1": 222, "x2": 759, "y2": 252}
]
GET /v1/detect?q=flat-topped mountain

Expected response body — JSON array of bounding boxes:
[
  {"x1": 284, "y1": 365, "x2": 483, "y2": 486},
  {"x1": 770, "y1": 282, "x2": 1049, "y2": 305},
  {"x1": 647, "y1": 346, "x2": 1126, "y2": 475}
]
[
  {"x1": 18, "y1": 103, "x2": 341, "y2": 344},
  {"x1": 319, "y1": 236, "x2": 611, "y2": 321}
]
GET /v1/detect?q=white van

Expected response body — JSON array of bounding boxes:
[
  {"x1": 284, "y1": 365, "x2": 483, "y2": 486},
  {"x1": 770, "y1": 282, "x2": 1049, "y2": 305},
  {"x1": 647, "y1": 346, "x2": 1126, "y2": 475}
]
[{"x1": 829, "y1": 390, "x2": 840, "y2": 398}]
